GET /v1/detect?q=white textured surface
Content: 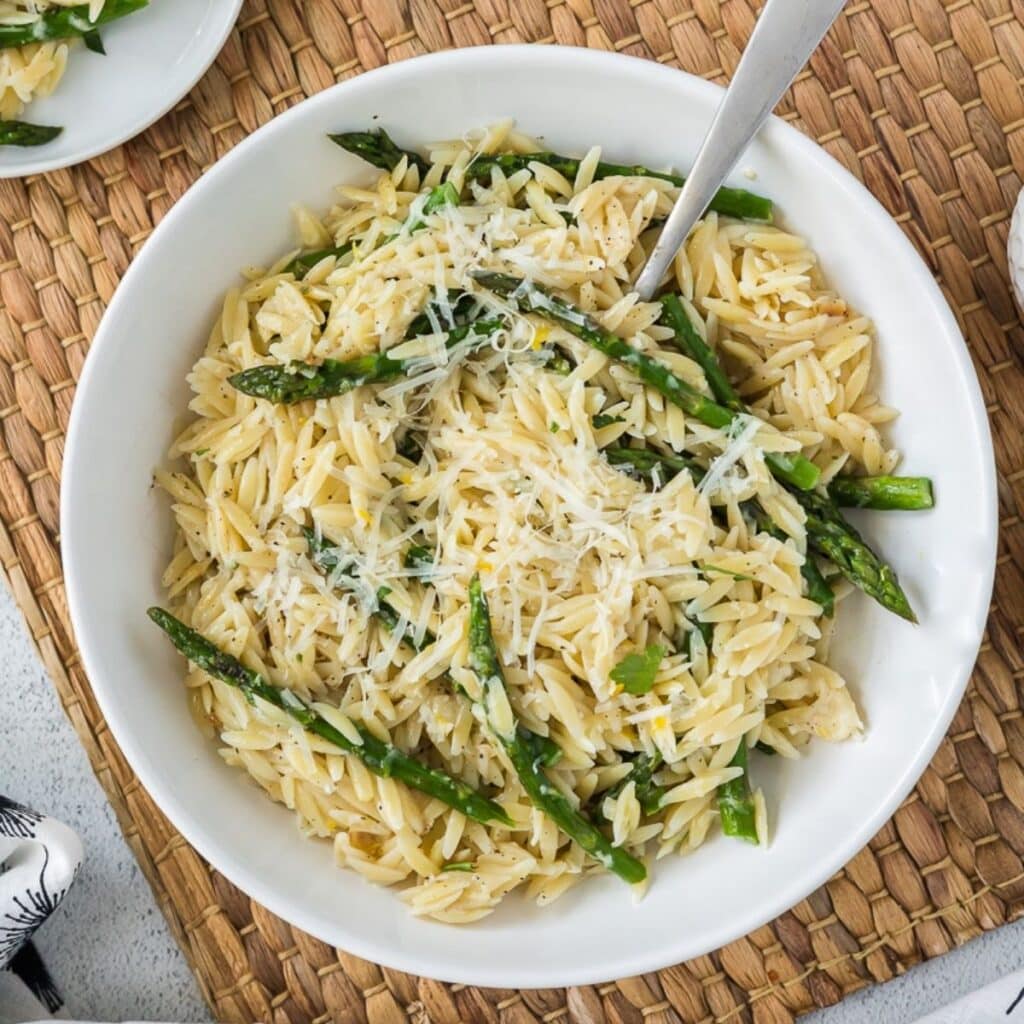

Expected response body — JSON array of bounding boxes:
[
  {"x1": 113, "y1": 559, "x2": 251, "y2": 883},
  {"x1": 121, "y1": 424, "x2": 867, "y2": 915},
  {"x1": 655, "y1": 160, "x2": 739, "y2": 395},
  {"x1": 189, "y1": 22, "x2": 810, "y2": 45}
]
[
  {"x1": 0, "y1": 582, "x2": 207, "y2": 1022},
  {"x1": 1, "y1": 574, "x2": 1022, "y2": 1019}
]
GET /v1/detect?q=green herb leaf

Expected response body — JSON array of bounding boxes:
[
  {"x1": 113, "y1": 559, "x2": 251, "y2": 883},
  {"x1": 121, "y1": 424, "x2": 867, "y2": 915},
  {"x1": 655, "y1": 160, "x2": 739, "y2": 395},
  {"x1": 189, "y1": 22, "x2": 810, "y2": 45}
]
[
  {"x1": 592, "y1": 413, "x2": 626, "y2": 429},
  {"x1": 545, "y1": 352, "x2": 573, "y2": 375},
  {"x1": 441, "y1": 860, "x2": 475, "y2": 872},
  {"x1": 549, "y1": 422, "x2": 561, "y2": 434},
  {"x1": 610, "y1": 643, "x2": 665, "y2": 695},
  {"x1": 404, "y1": 544, "x2": 433, "y2": 575}
]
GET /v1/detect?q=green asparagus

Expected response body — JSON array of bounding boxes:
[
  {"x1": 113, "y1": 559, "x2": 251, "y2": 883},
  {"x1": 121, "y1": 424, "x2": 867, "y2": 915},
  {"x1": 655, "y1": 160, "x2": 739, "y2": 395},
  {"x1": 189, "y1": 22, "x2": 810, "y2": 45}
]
[
  {"x1": 718, "y1": 741, "x2": 758, "y2": 843},
  {"x1": 659, "y1": 293, "x2": 743, "y2": 412},
  {"x1": 0, "y1": 0, "x2": 148, "y2": 46},
  {"x1": 463, "y1": 152, "x2": 773, "y2": 222},
  {"x1": 304, "y1": 530, "x2": 562, "y2": 768},
  {"x1": 472, "y1": 272, "x2": 820, "y2": 491},
  {"x1": 284, "y1": 243, "x2": 353, "y2": 277},
  {"x1": 468, "y1": 575, "x2": 647, "y2": 884},
  {"x1": 595, "y1": 751, "x2": 666, "y2": 822},
  {"x1": 789, "y1": 486, "x2": 916, "y2": 622},
  {"x1": 147, "y1": 607, "x2": 511, "y2": 826},
  {"x1": 283, "y1": 180, "x2": 458, "y2": 279},
  {"x1": 745, "y1": 501, "x2": 834, "y2": 617},
  {"x1": 229, "y1": 317, "x2": 503, "y2": 403},
  {"x1": 798, "y1": 554, "x2": 835, "y2": 617},
  {"x1": 604, "y1": 444, "x2": 702, "y2": 483},
  {"x1": 0, "y1": 121, "x2": 62, "y2": 147},
  {"x1": 828, "y1": 475, "x2": 934, "y2": 511},
  {"x1": 329, "y1": 127, "x2": 428, "y2": 175},
  {"x1": 602, "y1": 438, "x2": 911, "y2": 619},
  {"x1": 330, "y1": 127, "x2": 772, "y2": 221}
]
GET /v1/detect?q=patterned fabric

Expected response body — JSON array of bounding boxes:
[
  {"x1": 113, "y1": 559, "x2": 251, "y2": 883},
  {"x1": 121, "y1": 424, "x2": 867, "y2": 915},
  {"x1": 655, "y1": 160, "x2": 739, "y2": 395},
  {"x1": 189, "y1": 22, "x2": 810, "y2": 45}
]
[{"x1": 0, "y1": 794, "x2": 80, "y2": 1020}]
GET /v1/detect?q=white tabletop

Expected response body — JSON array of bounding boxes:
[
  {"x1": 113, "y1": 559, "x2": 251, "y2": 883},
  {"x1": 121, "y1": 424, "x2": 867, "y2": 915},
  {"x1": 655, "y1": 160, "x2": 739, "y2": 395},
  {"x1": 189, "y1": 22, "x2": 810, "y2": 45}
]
[{"x1": 1, "y1": 581, "x2": 1020, "y2": 1022}]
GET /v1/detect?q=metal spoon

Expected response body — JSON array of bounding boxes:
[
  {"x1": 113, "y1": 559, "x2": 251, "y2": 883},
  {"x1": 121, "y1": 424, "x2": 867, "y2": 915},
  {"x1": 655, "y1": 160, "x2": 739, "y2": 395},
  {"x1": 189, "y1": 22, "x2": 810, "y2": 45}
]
[{"x1": 633, "y1": 0, "x2": 848, "y2": 300}]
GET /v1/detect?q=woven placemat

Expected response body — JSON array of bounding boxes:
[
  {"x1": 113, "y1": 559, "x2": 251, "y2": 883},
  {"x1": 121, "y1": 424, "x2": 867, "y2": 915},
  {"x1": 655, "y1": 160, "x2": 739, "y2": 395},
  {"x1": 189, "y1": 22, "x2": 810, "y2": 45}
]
[{"x1": 4, "y1": 0, "x2": 1023, "y2": 1020}]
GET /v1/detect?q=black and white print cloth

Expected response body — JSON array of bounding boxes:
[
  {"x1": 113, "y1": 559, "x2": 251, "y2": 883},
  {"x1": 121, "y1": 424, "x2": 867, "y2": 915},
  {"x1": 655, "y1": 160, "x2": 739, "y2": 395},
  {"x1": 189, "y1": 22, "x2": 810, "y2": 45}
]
[
  {"x1": 910, "y1": 968, "x2": 1024, "y2": 1022},
  {"x1": 0, "y1": 794, "x2": 82, "y2": 1020}
]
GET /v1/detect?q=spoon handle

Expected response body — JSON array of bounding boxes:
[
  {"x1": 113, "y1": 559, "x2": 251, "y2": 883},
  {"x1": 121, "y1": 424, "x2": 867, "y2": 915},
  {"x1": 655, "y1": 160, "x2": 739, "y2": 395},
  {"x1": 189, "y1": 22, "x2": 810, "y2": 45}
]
[{"x1": 634, "y1": 0, "x2": 847, "y2": 300}]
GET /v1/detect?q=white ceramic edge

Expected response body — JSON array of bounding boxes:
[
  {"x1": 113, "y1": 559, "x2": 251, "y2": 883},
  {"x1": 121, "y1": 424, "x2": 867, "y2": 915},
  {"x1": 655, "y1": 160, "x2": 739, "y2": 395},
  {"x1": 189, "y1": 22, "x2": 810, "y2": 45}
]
[
  {"x1": 61, "y1": 46, "x2": 999, "y2": 988},
  {"x1": 0, "y1": 0, "x2": 244, "y2": 178}
]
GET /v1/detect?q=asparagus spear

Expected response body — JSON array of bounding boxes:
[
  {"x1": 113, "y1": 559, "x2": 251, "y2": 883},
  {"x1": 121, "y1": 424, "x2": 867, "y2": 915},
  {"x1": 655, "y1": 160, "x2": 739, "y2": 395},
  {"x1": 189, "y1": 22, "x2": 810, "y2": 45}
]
[
  {"x1": 603, "y1": 438, "x2": 912, "y2": 619},
  {"x1": 658, "y1": 294, "x2": 919, "y2": 616},
  {"x1": 304, "y1": 530, "x2": 562, "y2": 768},
  {"x1": 463, "y1": 152, "x2": 773, "y2": 222},
  {"x1": 604, "y1": 444, "x2": 702, "y2": 483},
  {"x1": 467, "y1": 575, "x2": 647, "y2": 884},
  {"x1": 659, "y1": 293, "x2": 743, "y2": 412},
  {"x1": 284, "y1": 243, "x2": 353, "y2": 277},
  {"x1": 330, "y1": 128, "x2": 772, "y2": 221},
  {"x1": 718, "y1": 741, "x2": 758, "y2": 843},
  {"x1": 229, "y1": 317, "x2": 503, "y2": 403},
  {"x1": 595, "y1": 751, "x2": 666, "y2": 822},
  {"x1": 329, "y1": 128, "x2": 429, "y2": 175},
  {"x1": 285, "y1": 179, "x2": 457, "y2": 280},
  {"x1": 472, "y1": 272, "x2": 820, "y2": 491},
  {"x1": 147, "y1": 608, "x2": 511, "y2": 826},
  {"x1": 790, "y1": 486, "x2": 916, "y2": 622},
  {"x1": 0, "y1": 121, "x2": 62, "y2": 147},
  {"x1": 744, "y1": 501, "x2": 834, "y2": 617},
  {"x1": 828, "y1": 475, "x2": 934, "y2": 511},
  {"x1": 0, "y1": 0, "x2": 148, "y2": 46}
]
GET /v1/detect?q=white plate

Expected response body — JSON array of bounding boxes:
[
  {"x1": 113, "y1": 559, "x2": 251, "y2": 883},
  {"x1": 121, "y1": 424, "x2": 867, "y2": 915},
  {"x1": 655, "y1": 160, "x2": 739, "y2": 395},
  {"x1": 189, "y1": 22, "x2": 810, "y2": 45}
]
[
  {"x1": 0, "y1": 0, "x2": 242, "y2": 178},
  {"x1": 61, "y1": 46, "x2": 998, "y2": 988}
]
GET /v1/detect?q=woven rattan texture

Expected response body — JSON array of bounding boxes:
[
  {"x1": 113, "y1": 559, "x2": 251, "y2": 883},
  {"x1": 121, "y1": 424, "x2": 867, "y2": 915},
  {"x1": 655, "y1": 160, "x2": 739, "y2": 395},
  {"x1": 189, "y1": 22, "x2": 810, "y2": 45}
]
[{"x1": 3, "y1": 0, "x2": 1023, "y2": 1020}]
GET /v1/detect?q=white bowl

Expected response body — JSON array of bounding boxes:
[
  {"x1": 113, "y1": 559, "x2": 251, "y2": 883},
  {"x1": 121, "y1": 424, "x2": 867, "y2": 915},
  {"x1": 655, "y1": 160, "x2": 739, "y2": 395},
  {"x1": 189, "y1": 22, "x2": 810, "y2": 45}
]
[
  {"x1": 61, "y1": 46, "x2": 997, "y2": 988},
  {"x1": 0, "y1": 0, "x2": 242, "y2": 178}
]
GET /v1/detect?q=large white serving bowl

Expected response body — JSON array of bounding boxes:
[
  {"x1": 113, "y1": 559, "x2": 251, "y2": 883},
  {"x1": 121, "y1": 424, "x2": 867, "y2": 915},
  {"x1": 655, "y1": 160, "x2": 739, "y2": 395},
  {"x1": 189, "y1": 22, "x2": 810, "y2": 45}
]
[
  {"x1": 0, "y1": 0, "x2": 242, "y2": 178},
  {"x1": 61, "y1": 45, "x2": 997, "y2": 988}
]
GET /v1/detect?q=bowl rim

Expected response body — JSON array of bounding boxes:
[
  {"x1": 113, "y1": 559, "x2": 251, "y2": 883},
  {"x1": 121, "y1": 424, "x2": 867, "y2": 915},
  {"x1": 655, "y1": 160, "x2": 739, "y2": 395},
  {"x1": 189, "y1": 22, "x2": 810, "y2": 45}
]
[
  {"x1": 61, "y1": 43, "x2": 999, "y2": 987},
  {"x1": 1, "y1": 0, "x2": 244, "y2": 178}
]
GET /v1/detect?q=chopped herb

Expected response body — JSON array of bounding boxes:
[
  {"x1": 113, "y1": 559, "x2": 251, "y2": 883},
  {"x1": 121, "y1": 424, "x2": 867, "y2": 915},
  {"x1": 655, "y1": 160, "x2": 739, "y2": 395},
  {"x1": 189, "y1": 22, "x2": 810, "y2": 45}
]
[
  {"x1": 296, "y1": 653, "x2": 303, "y2": 663},
  {"x1": 193, "y1": 447, "x2": 209, "y2": 457},
  {"x1": 549, "y1": 422, "x2": 561, "y2": 434},
  {"x1": 610, "y1": 643, "x2": 665, "y2": 695},
  {"x1": 592, "y1": 413, "x2": 626, "y2": 429},
  {"x1": 441, "y1": 860, "x2": 475, "y2": 873}
]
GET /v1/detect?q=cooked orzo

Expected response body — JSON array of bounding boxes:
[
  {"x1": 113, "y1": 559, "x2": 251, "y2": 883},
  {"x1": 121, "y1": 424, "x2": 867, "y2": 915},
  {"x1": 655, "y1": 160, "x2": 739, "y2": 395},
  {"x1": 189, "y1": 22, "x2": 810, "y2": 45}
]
[{"x1": 149, "y1": 122, "x2": 933, "y2": 923}]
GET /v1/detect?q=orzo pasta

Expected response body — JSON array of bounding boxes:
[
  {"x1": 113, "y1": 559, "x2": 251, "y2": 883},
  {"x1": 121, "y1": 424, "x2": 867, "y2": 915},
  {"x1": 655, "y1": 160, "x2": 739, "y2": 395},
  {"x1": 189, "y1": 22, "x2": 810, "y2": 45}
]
[{"x1": 149, "y1": 122, "x2": 931, "y2": 923}]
